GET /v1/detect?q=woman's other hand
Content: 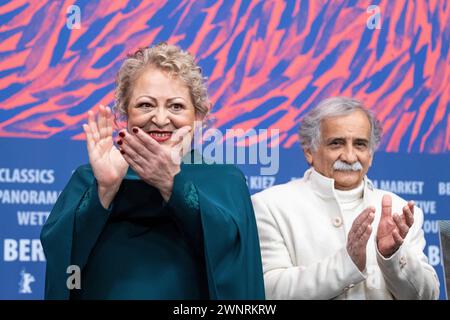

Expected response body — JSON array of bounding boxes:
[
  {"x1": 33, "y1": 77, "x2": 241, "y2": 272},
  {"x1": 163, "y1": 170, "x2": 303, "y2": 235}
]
[
  {"x1": 82, "y1": 105, "x2": 128, "y2": 208},
  {"x1": 118, "y1": 126, "x2": 192, "y2": 202}
]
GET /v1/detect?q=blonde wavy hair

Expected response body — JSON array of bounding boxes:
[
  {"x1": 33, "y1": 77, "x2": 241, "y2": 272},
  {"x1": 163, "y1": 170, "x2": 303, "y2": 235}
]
[{"x1": 114, "y1": 42, "x2": 210, "y2": 118}]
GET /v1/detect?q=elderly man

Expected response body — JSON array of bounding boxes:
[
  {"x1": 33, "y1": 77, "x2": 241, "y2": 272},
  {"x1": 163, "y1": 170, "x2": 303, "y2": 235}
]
[{"x1": 252, "y1": 97, "x2": 439, "y2": 299}]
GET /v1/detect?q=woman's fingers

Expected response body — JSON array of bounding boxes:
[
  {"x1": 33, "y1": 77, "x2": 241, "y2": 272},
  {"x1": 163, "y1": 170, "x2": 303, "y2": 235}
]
[
  {"x1": 120, "y1": 130, "x2": 153, "y2": 159},
  {"x1": 88, "y1": 110, "x2": 100, "y2": 143},
  {"x1": 131, "y1": 127, "x2": 161, "y2": 153},
  {"x1": 82, "y1": 123, "x2": 95, "y2": 153},
  {"x1": 119, "y1": 141, "x2": 144, "y2": 173},
  {"x1": 105, "y1": 106, "x2": 113, "y2": 138},
  {"x1": 97, "y1": 105, "x2": 106, "y2": 138},
  {"x1": 87, "y1": 105, "x2": 115, "y2": 147},
  {"x1": 85, "y1": 106, "x2": 117, "y2": 159},
  {"x1": 172, "y1": 126, "x2": 192, "y2": 160},
  {"x1": 98, "y1": 105, "x2": 110, "y2": 140},
  {"x1": 171, "y1": 126, "x2": 192, "y2": 147}
]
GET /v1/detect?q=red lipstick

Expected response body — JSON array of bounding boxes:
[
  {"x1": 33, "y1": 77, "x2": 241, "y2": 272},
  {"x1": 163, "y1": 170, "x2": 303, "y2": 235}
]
[{"x1": 148, "y1": 131, "x2": 172, "y2": 143}]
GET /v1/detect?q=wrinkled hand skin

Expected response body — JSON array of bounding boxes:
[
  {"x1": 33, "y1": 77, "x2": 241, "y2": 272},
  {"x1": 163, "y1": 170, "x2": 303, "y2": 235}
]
[
  {"x1": 347, "y1": 207, "x2": 375, "y2": 271},
  {"x1": 377, "y1": 195, "x2": 414, "y2": 258},
  {"x1": 118, "y1": 126, "x2": 192, "y2": 202},
  {"x1": 82, "y1": 105, "x2": 128, "y2": 208}
]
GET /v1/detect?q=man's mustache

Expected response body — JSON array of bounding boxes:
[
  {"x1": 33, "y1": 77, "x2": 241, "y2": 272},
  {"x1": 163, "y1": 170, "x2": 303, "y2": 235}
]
[{"x1": 333, "y1": 160, "x2": 363, "y2": 171}]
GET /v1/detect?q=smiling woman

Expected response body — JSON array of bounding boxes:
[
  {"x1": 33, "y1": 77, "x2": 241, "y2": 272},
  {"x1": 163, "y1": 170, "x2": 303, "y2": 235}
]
[
  {"x1": 126, "y1": 66, "x2": 197, "y2": 147},
  {"x1": 40, "y1": 43, "x2": 265, "y2": 300}
]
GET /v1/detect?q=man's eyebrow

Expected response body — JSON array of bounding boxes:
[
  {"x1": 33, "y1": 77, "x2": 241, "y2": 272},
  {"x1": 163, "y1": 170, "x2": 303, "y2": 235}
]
[
  {"x1": 323, "y1": 137, "x2": 370, "y2": 144},
  {"x1": 325, "y1": 137, "x2": 345, "y2": 142}
]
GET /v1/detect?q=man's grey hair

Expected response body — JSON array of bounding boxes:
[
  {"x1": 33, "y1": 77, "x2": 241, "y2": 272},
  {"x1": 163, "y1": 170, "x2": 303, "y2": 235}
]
[{"x1": 298, "y1": 97, "x2": 383, "y2": 153}]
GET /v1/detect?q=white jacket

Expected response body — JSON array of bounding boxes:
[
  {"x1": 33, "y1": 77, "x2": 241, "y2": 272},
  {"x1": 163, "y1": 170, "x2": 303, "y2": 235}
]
[{"x1": 252, "y1": 168, "x2": 440, "y2": 300}]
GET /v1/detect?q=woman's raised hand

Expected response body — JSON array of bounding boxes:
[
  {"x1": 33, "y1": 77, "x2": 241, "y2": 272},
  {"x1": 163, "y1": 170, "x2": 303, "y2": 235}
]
[{"x1": 82, "y1": 105, "x2": 128, "y2": 207}]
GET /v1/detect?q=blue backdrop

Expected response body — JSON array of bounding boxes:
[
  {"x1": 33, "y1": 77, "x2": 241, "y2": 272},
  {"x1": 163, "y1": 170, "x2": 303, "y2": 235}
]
[{"x1": 0, "y1": 0, "x2": 448, "y2": 299}]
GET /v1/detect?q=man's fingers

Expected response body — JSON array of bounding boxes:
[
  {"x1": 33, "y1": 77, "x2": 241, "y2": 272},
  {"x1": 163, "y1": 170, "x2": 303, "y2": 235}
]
[
  {"x1": 352, "y1": 206, "x2": 376, "y2": 229},
  {"x1": 361, "y1": 224, "x2": 373, "y2": 243},
  {"x1": 354, "y1": 211, "x2": 375, "y2": 239},
  {"x1": 347, "y1": 223, "x2": 372, "y2": 273},
  {"x1": 349, "y1": 207, "x2": 374, "y2": 243},
  {"x1": 381, "y1": 194, "x2": 392, "y2": 219},
  {"x1": 393, "y1": 214, "x2": 409, "y2": 238},
  {"x1": 403, "y1": 201, "x2": 415, "y2": 227},
  {"x1": 392, "y1": 229, "x2": 404, "y2": 247}
]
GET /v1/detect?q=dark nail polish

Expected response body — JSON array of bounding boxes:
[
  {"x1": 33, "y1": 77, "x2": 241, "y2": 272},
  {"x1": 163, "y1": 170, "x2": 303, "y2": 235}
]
[
  {"x1": 117, "y1": 140, "x2": 122, "y2": 145},
  {"x1": 132, "y1": 127, "x2": 138, "y2": 134},
  {"x1": 119, "y1": 131, "x2": 125, "y2": 138},
  {"x1": 120, "y1": 150, "x2": 125, "y2": 154}
]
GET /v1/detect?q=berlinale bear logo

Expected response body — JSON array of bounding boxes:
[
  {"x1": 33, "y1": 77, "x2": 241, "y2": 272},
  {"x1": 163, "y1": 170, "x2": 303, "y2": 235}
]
[{"x1": 18, "y1": 268, "x2": 35, "y2": 294}]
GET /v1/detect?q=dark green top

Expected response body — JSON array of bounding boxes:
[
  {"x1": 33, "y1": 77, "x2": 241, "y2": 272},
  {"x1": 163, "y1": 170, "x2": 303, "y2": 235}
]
[{"x1": 40, "y1": 152, "x2": 265, "y2": 300}]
